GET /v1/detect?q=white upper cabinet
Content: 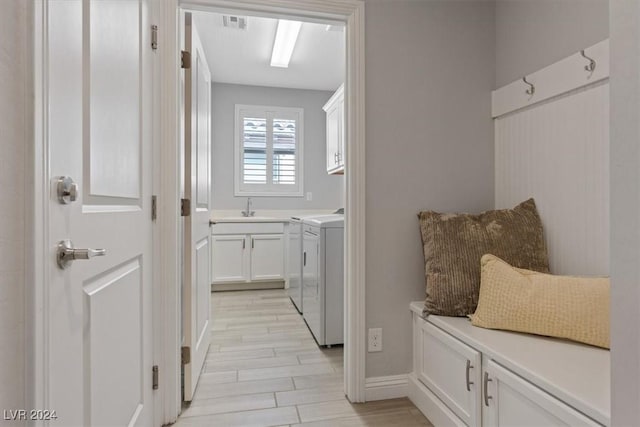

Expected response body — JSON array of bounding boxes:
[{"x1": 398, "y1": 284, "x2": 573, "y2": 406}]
[{"x1": 324, "y1": 84, "x2": 345, "y2": 175}]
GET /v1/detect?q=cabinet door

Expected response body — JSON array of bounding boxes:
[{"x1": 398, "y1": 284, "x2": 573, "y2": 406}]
[
  {"x1": 483, "y1": 360, "x2": 601, "y2": 427},
  {"x1": 211, "y1": 235, "x2": 248, "y2": 283},
  {"x1": 250, "y1": 234, "x2": 285, "y2": 281},
  {"x1": 418, "y1": 321, "x2": 482, "y2": 426},
  {"x1": 336, "y1": 101, "x2": 345, "y2": 169},
  {"x1": 326, "y1": 103, "x2": 341, "y2": 173}
]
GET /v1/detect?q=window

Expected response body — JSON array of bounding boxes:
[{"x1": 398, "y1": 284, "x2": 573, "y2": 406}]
[{"x1": 235, "y1": 105, "x2": 304, "y2": 196}]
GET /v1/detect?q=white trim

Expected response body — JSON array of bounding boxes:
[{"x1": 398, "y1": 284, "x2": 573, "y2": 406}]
[
  {"x1": 343, "y1": 0, "x2": 366, "y2": 403},
  {"x1": 30, "y1": 0, "x2": 49, "y2": 419},
  {"x1": 157, "y1": 2, "x2": 366, "y2": 422},
  {"x1": 157, "y1": 0, "x2": 183, "y2": 423},
  {"x1": 365, "y1": 375, "x2": 409, "y2": 401},
  {"x1": 492, "y1": 39, "x2": 609, "y2": 118}
]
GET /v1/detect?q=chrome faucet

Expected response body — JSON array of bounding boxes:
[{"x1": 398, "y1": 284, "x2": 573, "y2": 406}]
[{"x1": 241, "y1": 198, "x2": 255, "y2": 217}]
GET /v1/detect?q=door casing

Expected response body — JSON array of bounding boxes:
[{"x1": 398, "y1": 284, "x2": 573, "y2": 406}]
[{"x1": 29, "y1": 0, "x2": 365, "y2": 425}]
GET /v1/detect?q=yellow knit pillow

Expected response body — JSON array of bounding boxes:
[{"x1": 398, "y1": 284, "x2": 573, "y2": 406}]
[{"x1": 470, "y1": 254, "x2": 610, "y2": 349}]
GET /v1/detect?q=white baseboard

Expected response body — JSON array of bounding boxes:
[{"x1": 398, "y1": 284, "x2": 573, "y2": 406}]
[{"x1": 364, "y1": 374, "x2": 409, "y2": 401}]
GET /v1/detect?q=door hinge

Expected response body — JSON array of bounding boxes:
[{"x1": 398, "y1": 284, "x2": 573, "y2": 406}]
[
  {"x1": 152, "y1": 365, "x2": 159, "y2": 390},
  {"x1": 181, "y1": 198, "x2": 191, "y2": 217},
  {"x1": 151, "y1": 24, "x2": 158, "y2": 51},
  {"x1": 151, "y1": 195, "x2": 157, "y2": 221},
  {"x1": 181, "y1": 50, "x2": 191, "y2": 69},
  {"x1": 181, "y1": 346, "x2": 191, "y2": 365}
]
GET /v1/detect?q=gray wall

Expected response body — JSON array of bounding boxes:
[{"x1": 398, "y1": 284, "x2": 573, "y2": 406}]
[
  {"x1": 495, "y1": 0, "x2": 609, "y2": 88},
  {"x1": 0, "y1": 0, "x2": 27, "y2": 412},
  {"x1": 364, "y1": 0, "x2": 495, "y2": 378},
  {"x1": 610, "y1": 1, "x2": 640, "y2": 424},
  {"x1": 211, "y1": 83, "x2": 344, "y2": 211}
]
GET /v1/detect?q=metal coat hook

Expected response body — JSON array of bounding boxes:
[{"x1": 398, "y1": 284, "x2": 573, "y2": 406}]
[
  {"x1": 580, "y1": 49, "x2": 596, "y2": 72},
  {"x1": 522, "y1": 76, "x2": 535, "y2": 96}
]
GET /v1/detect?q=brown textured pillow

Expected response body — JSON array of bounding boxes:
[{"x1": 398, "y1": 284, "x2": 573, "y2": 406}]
[{"x1": 418, "y1": 199, "x2": 549, "y2": 316}]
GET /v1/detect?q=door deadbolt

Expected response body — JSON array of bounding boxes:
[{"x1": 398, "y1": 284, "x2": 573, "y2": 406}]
[
  {"x1": 57, "y1": 239, "x2": 107, "y2": 269},
  {"x1": 56, "y1": 176, "x2": 78, "y2": 204}
]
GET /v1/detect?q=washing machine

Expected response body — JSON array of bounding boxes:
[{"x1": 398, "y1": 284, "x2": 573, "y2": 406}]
[{"x1": 301, "y1": 214, "x2": 344, "y2": 346}]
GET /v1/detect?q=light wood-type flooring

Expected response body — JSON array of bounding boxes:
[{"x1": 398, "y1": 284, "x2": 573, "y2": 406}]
[{"x1": 174, "y1": 289, "x2": 433, "y2": 427}]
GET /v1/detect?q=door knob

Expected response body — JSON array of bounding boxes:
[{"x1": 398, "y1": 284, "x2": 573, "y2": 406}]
[
  {"x1": 57, "y1": 239, "x2": 107, "y2": 269},
  {"x1": 56, "y1": 176, "x2": 78, "y2": 204}
]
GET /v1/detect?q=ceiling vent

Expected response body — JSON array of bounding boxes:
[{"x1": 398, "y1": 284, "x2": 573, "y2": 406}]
[{"x1": 222, "y1": 15, "x2": 247, "y2": 30}]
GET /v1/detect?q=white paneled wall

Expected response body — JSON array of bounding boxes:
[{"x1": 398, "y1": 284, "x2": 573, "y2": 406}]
[{"x1": 495, "y1": 82, "x2": 609, "y2": 276}]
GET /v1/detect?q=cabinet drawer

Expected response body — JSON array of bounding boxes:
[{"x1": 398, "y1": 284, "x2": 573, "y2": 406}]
[
  {"x1": 483, "y1": 360, "x2": 602, "y2": 426},
  {"x1": 418, "y1": 320, "x2": 482, "y2": 426},
  {"x1": 211, "y1": 222, "x2": 284, "y2": 235}
]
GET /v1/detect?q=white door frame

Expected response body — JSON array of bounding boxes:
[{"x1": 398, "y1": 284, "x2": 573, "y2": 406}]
[
  {"x1": 157, "y1": 0, "x2": 366, "y2": 423},
  {"x1": 28, "y1": 0, "x2": 364, "y2": 424}
]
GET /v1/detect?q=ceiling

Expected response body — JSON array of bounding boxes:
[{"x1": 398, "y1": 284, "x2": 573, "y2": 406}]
[{"x1": 192, "y1": 12, "x2": 345, "y2": 91}]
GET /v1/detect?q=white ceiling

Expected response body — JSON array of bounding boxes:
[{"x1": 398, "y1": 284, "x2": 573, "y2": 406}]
[{"x1": 192, "y1": 12, "x2": 345, "y2": 91}]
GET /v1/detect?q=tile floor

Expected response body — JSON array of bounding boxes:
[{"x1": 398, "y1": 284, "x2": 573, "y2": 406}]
[{"x1": 174, "y1": 289, "x2": 433, "y2": 427}]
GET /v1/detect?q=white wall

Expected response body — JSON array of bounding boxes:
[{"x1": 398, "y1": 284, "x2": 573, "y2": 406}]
[
  {"x1": 610, "y1": 1, "x2": 640, "y2": 424},
  {"x1": 0, "y1": 0, "x2": 28, "y2": 412},
  {"x1": 495, "y1": 0, "x2": 609, "y2": 88},
  {"x1": 364, "y1": 0, "x2": 495, "y2": 378},
  {"x1": 211, "y1": 83, "x2": 344, "y2": 211}
]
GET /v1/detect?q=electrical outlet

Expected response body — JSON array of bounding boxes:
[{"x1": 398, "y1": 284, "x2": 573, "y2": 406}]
[
  {"x1": 368, "y1": 328, "x2": 382, "y2": 352},
  {"x1": 306, "y1": 192, "x2": 313, "y2": 201}
]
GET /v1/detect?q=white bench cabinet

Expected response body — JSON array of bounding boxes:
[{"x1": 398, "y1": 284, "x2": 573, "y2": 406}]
[
  {"x1": 416, "y1": 320, "x2": 481, "y2": 426},
  {"x1": 409, "y1": 302, "x2": 610, "y2": 427},
  {"x1": 483, "y1": 360, "x2": 601, "y2": 427}
]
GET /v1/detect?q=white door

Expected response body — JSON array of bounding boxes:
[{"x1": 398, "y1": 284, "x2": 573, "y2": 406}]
[
  {"x1": 47, "y1": 0, "x2": 153, "y2": 425},
  {"x1": 182, "y1": 13, "x2": 213, "y2": 402},
  {"x1": 251, "y1": 234, "x2": 285, "y2": 281},
  {"x1": 211, "y1": 235, "x2": 249, "y2": 283}
]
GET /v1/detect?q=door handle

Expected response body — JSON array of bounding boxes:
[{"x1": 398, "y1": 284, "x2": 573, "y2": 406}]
[
  {"x1": 465, "y1": 360, "x2": 474, "y2": 392},
  {"x1": 483, "y1": 372, "x2": 492, "y2": 407},
  {"x1": 303, "y1": 251, "x2": 306, "y2": 266},
  {"x1": 57, "y1": 239, "x2": 107, "y2": 269},
  {"x1": 251, "y1": 238, "x2": 254, "y2": 249},
  {"x1": 242, "y1": 239, "x2": 245, "y2": 249}
]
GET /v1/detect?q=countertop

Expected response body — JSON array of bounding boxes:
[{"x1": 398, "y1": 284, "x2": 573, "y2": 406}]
[{"x1": 210, "y1": 209, "x2": 336, "y2": 224}]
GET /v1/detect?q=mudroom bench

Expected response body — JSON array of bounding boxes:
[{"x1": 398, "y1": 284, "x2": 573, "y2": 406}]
[{"x1": 408, "y1": 302, "x2": 610, "y2": 427}]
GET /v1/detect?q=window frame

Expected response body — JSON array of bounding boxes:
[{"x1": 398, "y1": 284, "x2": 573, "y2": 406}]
[{"x1": 234, "y1": 104, "x2": 304, "y2": 197}]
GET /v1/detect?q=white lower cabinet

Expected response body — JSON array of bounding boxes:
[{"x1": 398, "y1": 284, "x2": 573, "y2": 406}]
[
  {"x1": 250, "y1": 234, "x2": 285, "y2": 281},
  {"x1": 483, "y1": 360, "x2": 601, "y2": 427},
  {"x1": 417, "y1": 321, "x2": 481, "y2": 426},
  {"x1": 211, "y1": 223, "x2": 285, "y2": 284},
  {"x1": 409, "y1": 302, "x2": 608, "y2": 427},
  {"x1": 211, "y1": 234, "x2": 248, "y2": 283}
]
